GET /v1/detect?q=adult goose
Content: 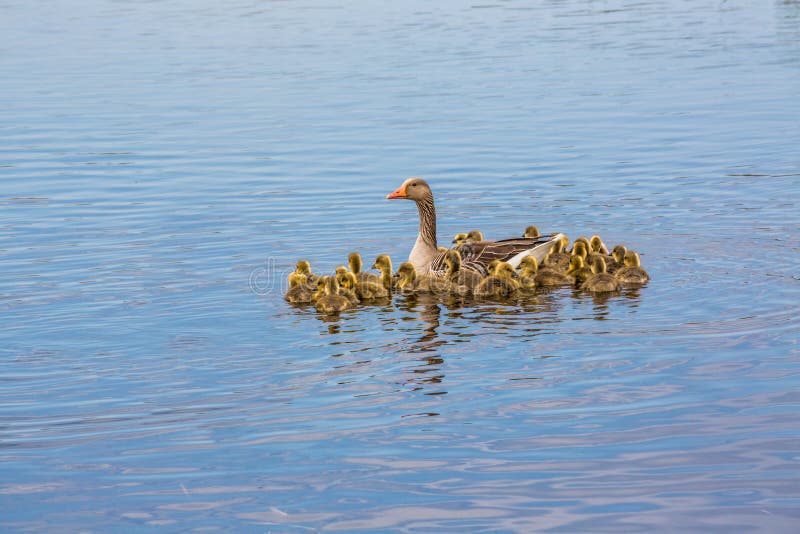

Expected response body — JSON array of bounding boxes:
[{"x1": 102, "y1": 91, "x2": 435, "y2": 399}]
[{"x1": 387, "y1": 177, "x2": 563, "y2": 276}]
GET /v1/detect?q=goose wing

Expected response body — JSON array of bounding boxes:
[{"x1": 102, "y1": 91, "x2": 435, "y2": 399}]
[{"x1": 430, "y1": 233, "x2": 563, "y2": 276}]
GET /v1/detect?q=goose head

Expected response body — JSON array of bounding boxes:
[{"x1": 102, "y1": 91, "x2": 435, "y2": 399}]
[{"x1": 386, "y1": 177, "x2": 432, "y2": 201}]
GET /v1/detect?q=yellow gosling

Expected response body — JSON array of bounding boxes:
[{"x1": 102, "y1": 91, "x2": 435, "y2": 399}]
[
  {"x1": 371, "y1": 254, "x2": 394, "y2": 291},
  {"x1": 445, "y1": 249, "x2": 483, "y2": 289},
  {"x1": 475, "y1": 262, "x2": 520, "y2": 298},
  {"x1": 451, "y1": 233, "x2": 469, "y2": 246},
  {"x1": 581, "y1": 256, "x2": 620, "y2": 293},
  {"x1": 589, "y1": 235, "x2": 610, "y2": 255},
  {"x1": 335, "y1": 271, "x2": 362, "y2": 305},
  {"x1": 524, "y1": 225, "x2": 540, "y2": 238},
  {"x1": 348, "y1": 252, "x2": 381, "y2": 284},
  {"x1": 315, "y1": 276, "x2": 353, "y2": 314},
  {"x1": 285, "y1": 273, "x2": 315, "y2": 303},
  {"x1": 615, "y1": 251, "x2": 650, "y2": 285},
  {"x1": 295, "y1": 259, "x2": 318, "y2": 285},
  {"x1": 517, "y1": 256, "x2": 538, "y2": 290},
  {"x1": 566, "y1": 255, "x2": 594, "y2": 285},
  {"x1": 606, "y1": 245, "x2": 627, "y2": 274},
  {"x1": 466, "y1": 230, "x2": 484, "y2": 243}
]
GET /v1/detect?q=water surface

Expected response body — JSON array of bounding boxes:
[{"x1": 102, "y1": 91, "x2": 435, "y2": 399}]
[{"x1": 1, "y1": 0, "x2": 799, "y2": 531}]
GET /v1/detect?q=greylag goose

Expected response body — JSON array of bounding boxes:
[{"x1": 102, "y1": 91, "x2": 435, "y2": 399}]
[
  {"x1": 615, "y1": 251, "x2": 650, "y2": 285},
  {"x1": 581, "y1": 256, "x2": 620, "y2": 293},
  {"x1": 387, "y1": 177, "x2": 563, "y2": 276},
  {"x1": 475, "y1": 261, "x2": 520, "y2": 298},
  {"x1": 315, "y1": 276, "x2": 353, "y2": 314}
]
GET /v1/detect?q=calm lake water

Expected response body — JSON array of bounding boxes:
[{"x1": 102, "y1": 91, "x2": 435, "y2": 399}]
[{"x1": 2, "y1": 0, "x2": 799, "y2": 531}]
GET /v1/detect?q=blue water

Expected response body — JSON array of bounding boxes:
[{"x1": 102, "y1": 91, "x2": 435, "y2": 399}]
[{"x1": 2, "y1": 0, "x2": 799, "y2": 531}]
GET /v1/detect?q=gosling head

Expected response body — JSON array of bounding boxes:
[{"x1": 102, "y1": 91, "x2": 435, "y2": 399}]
[
  {"x1": 335, "y1": 265, "x2": 348, "y2": 277},
  {"x1": 589, "y1": 235, "x2": 605, "y2": 253},
  {"x1": 372, "y1": 254, "x2": 392, "y2": 271},
  {"x1": 524, "y1": 225, "x2": 540, "y2": 238},
  {"x1": 444, "y1": 249, "x2": 462, "y2": 272},
  {"x1": 386, "y1": 177, "x2": 433, "y2": 202},
  {"x1": 612, "y1": 245, "x2": 627, "y2": 263},
  {"x1": 338, "y1": 271, "x2": 357, "y2": 290},
  {"x1": 452, "y1": 232, "x2": 468, "y2": 245},
  {"x1": 572, "y1": 237, "x2": 590, "y2": 252},
  {"x1": 348, "y1": 252, "x2": 363, "y2": 274},
  {"x1": 572, "y1": 241, "x2": 588, "y2": 259},
  {"x1": 624, "y1": 251, "x2": 641, "y2": 267},
  {"x1": 295, "y1": 260, "x2": 312, "y2": 275},
  {"x1": 397, "y1": 262, "x2": 417, "y2": 284},
  {"x1": 519, "y1": 256, "x2": 538, "y2": 274},
  {"x1": 567, "y1": 255, "x2": 585, "y2": 272},
  {"x1": 495, "y1": 262, "x2": 516, "y2": 279},
  {"x1": 466, "y1": 230, "x2": 483, "y2": 243},
  {"x1": 487, "y1": 259, "x2": 502, "y2": 275},
  {"x1": 592, "y1": 256, "x2": 607, "y2": 274}
]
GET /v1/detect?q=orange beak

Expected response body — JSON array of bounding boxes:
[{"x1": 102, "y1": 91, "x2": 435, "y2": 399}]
[{"x1": 386, "y1": 184, "x2": 407, "y2": 199}]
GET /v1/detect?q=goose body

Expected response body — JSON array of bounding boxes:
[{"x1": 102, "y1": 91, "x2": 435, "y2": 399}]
[{"x1": 387, "y1": 177, "x2": 563, "y2": 276}]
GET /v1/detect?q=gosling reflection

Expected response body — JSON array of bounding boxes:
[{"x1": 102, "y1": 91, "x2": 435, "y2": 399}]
[{"x1": 396, "y1": 295, "x2": 447, "y2": 393}]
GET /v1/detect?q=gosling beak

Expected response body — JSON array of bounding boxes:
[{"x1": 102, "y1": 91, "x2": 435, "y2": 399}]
[
  {"x1": 451, "y1": 238, "x2": 458, "y2": 243},
  {"x1": 386, "y1": 184, "x2": 407, "y2": 199}
]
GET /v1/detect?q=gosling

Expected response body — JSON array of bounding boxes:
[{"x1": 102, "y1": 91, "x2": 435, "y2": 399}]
[
  {"x1": 615, "y1": 251, "x2": 650, "y2": 285},
  {"x1": 315, "y1": 276, "x2": 353, "y2": 314}
]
